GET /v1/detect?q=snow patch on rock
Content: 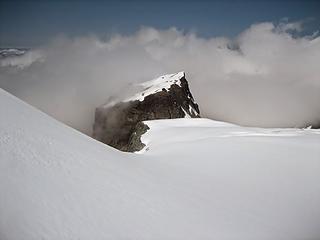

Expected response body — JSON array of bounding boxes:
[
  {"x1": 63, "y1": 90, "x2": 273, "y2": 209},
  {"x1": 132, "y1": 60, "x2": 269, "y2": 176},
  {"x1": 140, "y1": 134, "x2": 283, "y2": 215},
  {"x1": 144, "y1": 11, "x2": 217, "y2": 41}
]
[{"x1": 123, "y1": 71, "x2": 185, "y2": 102}]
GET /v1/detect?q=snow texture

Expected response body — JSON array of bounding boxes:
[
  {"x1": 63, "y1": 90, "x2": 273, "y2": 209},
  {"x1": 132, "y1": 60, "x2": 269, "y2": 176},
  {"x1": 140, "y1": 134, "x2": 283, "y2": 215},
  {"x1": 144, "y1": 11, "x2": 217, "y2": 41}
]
[
  {"x1": 103, "y1": 72, "x2": 185, "y2": 108},
  {"x1": 1, "y1": 88, "x2": 320, "y2": 240}
]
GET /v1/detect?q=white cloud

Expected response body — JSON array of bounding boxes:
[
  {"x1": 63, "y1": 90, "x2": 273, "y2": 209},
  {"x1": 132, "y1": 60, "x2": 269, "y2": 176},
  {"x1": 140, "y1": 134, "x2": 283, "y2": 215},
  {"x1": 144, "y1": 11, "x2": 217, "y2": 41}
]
[
  {"x1": 0, "y1": 50, "x2": 45, "y2": 69},
  {"x1": 1, "y1": 21, "x2": 319, "y2": 134}
]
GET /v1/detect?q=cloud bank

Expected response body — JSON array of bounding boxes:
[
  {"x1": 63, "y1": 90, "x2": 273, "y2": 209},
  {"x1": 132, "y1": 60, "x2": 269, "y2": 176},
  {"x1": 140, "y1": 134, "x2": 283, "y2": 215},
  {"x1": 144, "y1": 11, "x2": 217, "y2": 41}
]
[{"x1": 1, "y1": 21, "x2": 320, "y2": 134}]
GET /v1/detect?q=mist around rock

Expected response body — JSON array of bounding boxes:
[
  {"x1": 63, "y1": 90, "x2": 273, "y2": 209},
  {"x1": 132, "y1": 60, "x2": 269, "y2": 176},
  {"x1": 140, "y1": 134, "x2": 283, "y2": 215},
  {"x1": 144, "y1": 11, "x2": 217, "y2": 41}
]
[
  {"x1": 93, "y1": 72, "x2": 200, "y2": 151},
  {"x1": 0, "y1": 20, "x2": 319, "y2": 134}
]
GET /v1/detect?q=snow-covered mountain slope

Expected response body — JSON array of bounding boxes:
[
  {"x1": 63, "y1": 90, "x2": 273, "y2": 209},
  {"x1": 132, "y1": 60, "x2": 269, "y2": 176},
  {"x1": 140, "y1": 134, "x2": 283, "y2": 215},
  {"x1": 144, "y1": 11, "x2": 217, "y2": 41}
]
[
  {"x1": 139, "y1": 118, "x2": 320, "y2": 153},
  {"x1": 124, "y1": 71, "x2": 186, "y2": 102},
  {"x1": 1, "y1": 88, "x2": 320, "y2": 239},
  {"x1": 102, "y1": 72, "x2": 187, "y2": 108}
]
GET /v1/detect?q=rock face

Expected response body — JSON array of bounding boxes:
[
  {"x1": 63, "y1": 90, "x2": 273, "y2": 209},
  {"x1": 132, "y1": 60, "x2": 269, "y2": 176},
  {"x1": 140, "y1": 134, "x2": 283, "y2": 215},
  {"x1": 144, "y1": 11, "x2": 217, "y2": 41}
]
[{"x1": 92, "y1": 72, "x2": 200, "y2": 152}]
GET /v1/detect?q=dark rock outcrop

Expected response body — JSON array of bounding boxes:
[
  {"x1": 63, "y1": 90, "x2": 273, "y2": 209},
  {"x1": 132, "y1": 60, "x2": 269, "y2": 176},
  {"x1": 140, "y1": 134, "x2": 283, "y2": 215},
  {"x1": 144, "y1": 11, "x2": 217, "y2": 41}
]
[
  {"x1": 92, "y1": 72, "x2": 200, "y2": 152},
  {"x1": 127, "y1": 122, "x2": 150, "y2": 152}
]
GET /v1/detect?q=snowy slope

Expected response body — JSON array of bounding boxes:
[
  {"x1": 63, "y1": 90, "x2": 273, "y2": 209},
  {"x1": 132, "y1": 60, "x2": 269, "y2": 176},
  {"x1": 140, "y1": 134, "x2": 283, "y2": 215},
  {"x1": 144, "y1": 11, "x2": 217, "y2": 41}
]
[
  {"x1": 103, "y1": 71, "x2": 186, "y2": 107},
  {"x1": 124, "y1": 71, "x2": 185, "y2": 102},
  {"x1": 139, "y1": 118, "x2": 320, "y2": 153},
  {"x1": 1, "y1": 88, "x2": 320, "y2": 239}
]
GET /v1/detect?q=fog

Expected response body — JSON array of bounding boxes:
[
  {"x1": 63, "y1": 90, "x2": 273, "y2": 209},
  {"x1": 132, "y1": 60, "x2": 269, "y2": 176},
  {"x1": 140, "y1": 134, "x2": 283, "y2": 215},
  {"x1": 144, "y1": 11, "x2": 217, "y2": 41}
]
[{"x1": 0, "y1": 21, "x2": 319, "y2": 134}]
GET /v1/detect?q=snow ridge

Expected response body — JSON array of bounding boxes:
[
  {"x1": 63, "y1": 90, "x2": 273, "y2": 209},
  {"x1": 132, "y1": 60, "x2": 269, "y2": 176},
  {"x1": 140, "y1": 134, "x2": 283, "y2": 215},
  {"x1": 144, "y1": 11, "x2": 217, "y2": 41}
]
[{"x1": 123, "y1": 71, "x2": 185, "y2": 102}]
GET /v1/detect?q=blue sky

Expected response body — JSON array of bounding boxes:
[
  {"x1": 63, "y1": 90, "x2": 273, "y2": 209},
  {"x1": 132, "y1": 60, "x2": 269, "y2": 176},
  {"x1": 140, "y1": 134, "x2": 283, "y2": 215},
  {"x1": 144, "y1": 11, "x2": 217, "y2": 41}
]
[{"x1": 0, "y1": 0, "x2": 319, "y2": 47}]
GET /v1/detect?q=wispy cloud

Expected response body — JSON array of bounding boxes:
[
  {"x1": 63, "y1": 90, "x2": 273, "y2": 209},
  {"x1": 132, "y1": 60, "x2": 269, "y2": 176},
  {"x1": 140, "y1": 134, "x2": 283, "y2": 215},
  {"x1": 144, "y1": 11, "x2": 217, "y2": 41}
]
[{"x1": 1, "y1": 21, "x2": 319, "y2": 133}]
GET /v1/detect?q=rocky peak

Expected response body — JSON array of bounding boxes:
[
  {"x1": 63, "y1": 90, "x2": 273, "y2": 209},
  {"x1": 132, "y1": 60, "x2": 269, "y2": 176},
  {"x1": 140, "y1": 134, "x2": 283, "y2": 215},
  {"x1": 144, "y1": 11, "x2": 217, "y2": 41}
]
[{"x1": 92, "y1": 72, "x2": 200, "y2": 152}]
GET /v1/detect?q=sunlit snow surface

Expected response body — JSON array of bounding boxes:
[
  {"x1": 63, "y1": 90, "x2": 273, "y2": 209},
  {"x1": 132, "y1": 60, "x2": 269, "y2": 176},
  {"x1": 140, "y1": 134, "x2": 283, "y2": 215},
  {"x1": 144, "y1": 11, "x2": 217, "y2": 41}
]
[
  {"x1": 124, "y1": 71, "x2": 185, "y2": 102},
  {"x1": 103, "y1": 71, "x2": 186, "y2": 108},
  {"x1": 1, "y1": 88, "x2": 320, "y2": 240},
  {"x1": 139, "y1": 118, "x2": 320, "y2": 153}
]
